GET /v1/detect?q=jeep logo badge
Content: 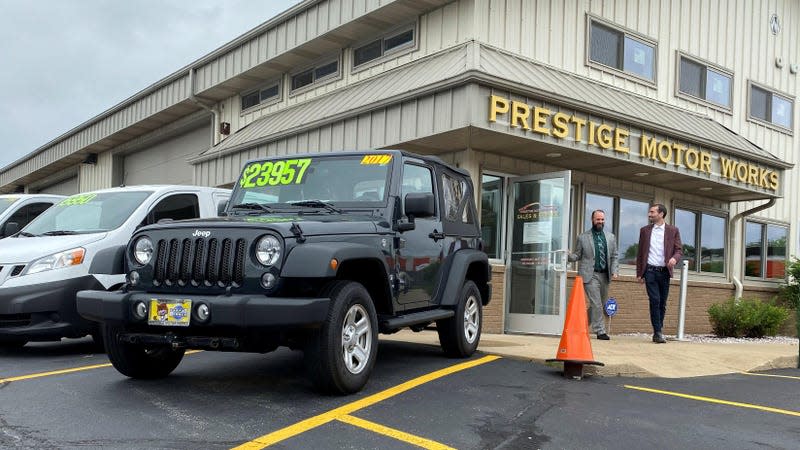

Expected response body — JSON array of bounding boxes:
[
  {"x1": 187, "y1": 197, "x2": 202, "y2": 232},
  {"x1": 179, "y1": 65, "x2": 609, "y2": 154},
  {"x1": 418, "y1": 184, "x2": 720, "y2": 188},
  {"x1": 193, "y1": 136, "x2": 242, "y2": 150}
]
[{"x1": 192, "y1": 230, "x2": 211, "y2": 238}]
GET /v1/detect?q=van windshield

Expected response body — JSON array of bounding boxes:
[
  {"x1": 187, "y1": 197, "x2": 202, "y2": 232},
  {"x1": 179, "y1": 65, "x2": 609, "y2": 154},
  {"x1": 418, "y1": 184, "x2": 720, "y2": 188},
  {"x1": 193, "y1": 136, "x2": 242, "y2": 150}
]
[
  {"x1": 23, "y1": 191, "x2": 152, "y2": 235},
  {"x1": 0, "y1": 197, "x2": 19, "y2": 216}
]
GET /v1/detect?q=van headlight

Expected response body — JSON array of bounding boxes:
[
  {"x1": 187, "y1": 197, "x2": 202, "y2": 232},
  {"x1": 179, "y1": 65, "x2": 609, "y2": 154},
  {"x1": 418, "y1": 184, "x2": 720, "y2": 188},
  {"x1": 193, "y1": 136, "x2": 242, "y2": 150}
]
[
  {"x1": 255, "y1": 235, "x2": 281, "y2": 266},
  {"x1": 133, "y1": 237, "x2": 154, "y2": 265},
  {"x1": 25, "y1": 248, "x2": 86, "y2": 275}
]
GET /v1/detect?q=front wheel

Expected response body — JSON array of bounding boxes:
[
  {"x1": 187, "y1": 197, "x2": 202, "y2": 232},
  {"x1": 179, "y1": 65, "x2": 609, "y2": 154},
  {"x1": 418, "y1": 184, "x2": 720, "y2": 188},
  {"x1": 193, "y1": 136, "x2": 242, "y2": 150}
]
[
  {"x1": 103, "y1": 324, "x2": 185, "y2": 379},
  {"x1": 305, "y1": 281, "x2": 378, "y2": 395},
  {"x1": 437, "y1": 280, "x2": 482, "y2": 357}
]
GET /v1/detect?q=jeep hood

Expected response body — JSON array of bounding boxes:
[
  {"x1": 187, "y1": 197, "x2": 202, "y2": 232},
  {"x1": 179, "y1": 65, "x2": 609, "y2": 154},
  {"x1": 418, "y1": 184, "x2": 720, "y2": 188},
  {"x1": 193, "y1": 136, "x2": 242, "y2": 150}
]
[
  {"x1": 0, "y1": 233, "x2": 108, "y2": 264},
  {"x1": 142, "y1": 214, "x2": 388, "y2": 237}
]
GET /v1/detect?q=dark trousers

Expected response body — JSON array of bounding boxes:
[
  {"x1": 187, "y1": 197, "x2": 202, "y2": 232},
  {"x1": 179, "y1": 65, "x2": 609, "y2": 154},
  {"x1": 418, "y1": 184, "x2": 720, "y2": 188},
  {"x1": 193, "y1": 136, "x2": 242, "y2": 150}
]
[{"x1": 644, "y1": 269, "x2": 670, "y2": 333}]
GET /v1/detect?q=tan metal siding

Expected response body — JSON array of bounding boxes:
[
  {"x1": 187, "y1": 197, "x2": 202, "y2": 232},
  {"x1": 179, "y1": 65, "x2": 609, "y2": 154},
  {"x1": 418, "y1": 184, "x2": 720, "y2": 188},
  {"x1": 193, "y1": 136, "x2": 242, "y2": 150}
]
[
  {"x1": 37, "y1": 176, "x2": 79, "y2": 196},
  {"x1": 123, "y1": 125, "x2": 209, "y2": 186},
  {"x1": 79, "y1": 151, "x2": 117, "y2": 192}
]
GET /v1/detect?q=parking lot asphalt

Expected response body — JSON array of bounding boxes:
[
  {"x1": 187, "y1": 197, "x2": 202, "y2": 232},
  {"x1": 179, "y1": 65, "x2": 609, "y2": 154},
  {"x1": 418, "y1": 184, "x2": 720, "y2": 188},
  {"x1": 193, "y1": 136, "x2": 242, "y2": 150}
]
[{"x1": 380, "y1": 330, "x2": 800, "y2": 378}]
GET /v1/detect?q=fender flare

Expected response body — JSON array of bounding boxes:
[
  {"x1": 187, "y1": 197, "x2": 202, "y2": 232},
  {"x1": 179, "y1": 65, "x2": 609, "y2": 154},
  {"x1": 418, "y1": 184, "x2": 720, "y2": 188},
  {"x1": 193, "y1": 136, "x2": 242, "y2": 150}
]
[
  {"x1": 435, "y1": 249, "x2": 490, "y2": 306},
  {"x1": 281, "y1": 242, "x2": 390, "y2": 278},
  {"x1": 89, "y1": 245, "x2": 126, "y2": 275}
]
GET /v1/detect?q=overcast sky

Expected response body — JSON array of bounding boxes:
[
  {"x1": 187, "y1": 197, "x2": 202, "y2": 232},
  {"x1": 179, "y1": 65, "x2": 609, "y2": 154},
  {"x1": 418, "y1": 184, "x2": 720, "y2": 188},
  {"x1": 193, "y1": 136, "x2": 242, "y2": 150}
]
[{"x1": 0, "y1": 0, "x2": 300, "y2": 170}]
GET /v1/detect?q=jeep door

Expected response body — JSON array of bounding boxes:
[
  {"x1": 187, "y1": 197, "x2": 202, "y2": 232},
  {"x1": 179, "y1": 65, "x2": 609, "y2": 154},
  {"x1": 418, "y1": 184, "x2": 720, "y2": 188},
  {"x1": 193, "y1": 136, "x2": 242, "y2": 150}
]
[{"x1": 396, "y1": 161, "x2": 442, "y2": 307}]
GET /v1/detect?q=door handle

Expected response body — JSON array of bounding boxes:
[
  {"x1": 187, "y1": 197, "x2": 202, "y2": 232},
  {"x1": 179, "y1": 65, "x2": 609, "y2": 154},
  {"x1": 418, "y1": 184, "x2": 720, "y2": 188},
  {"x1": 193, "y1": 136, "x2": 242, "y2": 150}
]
[{"x1": 428, "y1": 230, "x2": 445, "y2": 241}]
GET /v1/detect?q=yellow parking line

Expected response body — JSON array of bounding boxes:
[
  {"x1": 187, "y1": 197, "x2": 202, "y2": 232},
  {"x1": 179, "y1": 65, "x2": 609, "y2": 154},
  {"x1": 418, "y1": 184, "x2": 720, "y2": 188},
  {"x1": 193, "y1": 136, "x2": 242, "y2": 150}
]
[
  {"x1": 625, "y1": 385, "x2": 800, "y2": 417},
  {"x1": 231, "y1": 355, "x2": 501, "y2": 450},
  {"x1": 0, "y1": 349, "x2": 203, "y2": 384},
  {"x1": 740, "y1": 372, "x2": 800, "y2": 380},
  {"x1": 337, "y1": 414, "x2": 455, "y2": 450}
]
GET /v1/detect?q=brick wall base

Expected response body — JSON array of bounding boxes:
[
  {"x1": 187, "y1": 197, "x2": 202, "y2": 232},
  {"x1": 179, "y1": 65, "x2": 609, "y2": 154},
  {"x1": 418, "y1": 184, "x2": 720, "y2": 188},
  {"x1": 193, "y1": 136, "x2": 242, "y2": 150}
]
[{"x1": 482, "y1": 265, "x2": 794, "y2": 337}]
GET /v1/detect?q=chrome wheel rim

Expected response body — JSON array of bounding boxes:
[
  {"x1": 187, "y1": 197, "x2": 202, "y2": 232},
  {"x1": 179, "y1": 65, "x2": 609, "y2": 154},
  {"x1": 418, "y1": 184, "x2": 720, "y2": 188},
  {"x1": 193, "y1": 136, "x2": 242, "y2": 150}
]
[
  {"x1": 464, "y1": 294, "x2": 479, "y2": 344},
  {"x1": 341, "y1": 304, "x2": 372, "y2": 374}
]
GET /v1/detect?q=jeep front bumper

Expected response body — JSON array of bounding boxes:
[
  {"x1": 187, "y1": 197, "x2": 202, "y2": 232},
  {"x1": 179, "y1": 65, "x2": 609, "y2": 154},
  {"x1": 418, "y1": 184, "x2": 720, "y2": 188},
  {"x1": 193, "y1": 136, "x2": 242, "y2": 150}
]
[{"x1": 76, "y1": 290, "x2": 331, "y2": 329}]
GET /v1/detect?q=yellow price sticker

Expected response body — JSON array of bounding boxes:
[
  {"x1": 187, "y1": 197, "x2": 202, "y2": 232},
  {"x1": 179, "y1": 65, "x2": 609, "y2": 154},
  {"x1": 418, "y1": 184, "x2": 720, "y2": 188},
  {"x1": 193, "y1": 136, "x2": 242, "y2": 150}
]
[
  {"x1": 360, "y1": 155, "x2": 392, "y2": 165},
  {"x1": 239, "y1": 158, "x2": 312, "y2": 189},
  {"x1": 59, "y1": 193, "x2": 97, "y2": 207}
]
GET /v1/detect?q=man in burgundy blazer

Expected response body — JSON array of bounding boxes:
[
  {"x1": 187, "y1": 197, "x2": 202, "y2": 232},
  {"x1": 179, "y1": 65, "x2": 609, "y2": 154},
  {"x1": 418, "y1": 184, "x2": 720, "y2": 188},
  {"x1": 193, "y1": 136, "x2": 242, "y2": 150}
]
[{"x1": 636, "y1": 203, "x2": 682, "y2": 344}]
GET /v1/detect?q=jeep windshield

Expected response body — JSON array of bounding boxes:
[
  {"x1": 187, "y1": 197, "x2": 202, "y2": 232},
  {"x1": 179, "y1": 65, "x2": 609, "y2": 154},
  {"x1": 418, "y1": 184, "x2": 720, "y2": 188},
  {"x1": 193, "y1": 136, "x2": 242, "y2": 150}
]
[
  {"x1": 21, "y1": 191, "x2": 152, "y2": 236},
  {"x1": 229, "y1": 154, "x2": 392, "y2": 213}
]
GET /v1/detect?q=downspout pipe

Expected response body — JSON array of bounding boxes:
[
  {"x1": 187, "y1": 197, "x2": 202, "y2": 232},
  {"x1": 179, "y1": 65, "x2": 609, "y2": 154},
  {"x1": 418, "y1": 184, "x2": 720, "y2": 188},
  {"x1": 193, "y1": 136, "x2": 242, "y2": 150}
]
[
  {"x1": 188, "y1": 68, "x2": 220, "y2": 147},
  {"x1": 730, "y1": 198, "x2": 776, "y2": 300}
]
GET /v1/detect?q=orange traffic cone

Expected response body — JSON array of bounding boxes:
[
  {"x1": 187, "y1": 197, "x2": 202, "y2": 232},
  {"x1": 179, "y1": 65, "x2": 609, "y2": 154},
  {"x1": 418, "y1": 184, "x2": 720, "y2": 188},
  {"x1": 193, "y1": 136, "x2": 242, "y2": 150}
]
[{"x1": 546, "y1": 276, "x2": 604, "y2": 379}]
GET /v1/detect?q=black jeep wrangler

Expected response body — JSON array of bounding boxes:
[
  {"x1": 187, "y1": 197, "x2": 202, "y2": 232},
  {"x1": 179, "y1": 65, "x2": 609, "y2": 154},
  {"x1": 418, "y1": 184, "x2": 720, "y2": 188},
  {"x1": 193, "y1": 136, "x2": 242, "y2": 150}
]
[{"x1": 77, "y1": 150, "x2": 490, "y2": 394}]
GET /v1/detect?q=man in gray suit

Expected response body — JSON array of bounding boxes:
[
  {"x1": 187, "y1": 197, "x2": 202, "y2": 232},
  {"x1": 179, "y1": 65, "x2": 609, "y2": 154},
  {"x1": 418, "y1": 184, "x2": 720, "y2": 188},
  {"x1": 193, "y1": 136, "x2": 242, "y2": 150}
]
[{"x1": 568, "y1": 210, "x2": 619, "y2": 340}]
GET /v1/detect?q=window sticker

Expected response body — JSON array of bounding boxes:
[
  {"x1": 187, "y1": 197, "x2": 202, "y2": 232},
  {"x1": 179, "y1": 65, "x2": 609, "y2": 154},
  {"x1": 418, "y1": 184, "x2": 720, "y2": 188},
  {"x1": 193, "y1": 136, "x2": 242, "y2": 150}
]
[
  {"x1": 59, "y1": 193, "x2": 98, "y2": 207},
  {"x1": 239, "y1": 158, "x2": 312, "y2": 189},
  {"x1": 360, "y1": 155, "x2": 392, "y2": 165}
]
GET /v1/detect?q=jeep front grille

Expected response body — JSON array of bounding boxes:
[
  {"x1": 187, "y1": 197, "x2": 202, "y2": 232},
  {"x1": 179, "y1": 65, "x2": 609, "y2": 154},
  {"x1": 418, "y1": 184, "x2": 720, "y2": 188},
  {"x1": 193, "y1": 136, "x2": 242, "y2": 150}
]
[{"x1": 153, "y1": 238, "x2": 246, "y2": 287}]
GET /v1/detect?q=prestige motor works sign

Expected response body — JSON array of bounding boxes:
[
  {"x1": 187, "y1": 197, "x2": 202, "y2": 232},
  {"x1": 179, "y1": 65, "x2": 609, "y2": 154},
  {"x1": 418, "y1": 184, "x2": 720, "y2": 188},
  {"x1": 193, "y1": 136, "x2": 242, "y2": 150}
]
[{"x1": 488, "y1": 95, "x2": 780, "y2": 192}]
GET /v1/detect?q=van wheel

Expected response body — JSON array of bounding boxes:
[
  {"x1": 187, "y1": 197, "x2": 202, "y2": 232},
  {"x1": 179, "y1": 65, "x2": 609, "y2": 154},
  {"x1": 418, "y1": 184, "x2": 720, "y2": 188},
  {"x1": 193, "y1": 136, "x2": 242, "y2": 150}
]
[
  {"x1": 103, "y1": 324, "x2": 184, "y2": 379},
  {"x1": 437, "y1": 280, "x2": 482, "y2": 357},
  {"x1": 305, "y1": 281, "x2": 378, "y2": 395}
]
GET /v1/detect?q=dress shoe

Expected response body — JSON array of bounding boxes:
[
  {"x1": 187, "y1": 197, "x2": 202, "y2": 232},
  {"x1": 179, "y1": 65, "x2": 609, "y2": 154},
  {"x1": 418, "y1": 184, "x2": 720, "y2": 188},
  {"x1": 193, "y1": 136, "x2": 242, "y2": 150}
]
[
  {"x1": 597, "y1": 333, "x2": 610, "y2": 340},
  {"x1": 652, "y1": 333, "x2": 666, "y2": 344}
]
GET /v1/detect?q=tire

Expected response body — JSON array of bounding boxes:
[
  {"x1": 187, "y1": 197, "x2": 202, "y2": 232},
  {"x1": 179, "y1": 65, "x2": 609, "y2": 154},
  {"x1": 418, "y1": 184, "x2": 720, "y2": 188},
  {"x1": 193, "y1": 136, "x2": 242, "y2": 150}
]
[
  {"x1": 0, "y1": 339, "x2": 27, "y2": 350},
  {"x1": 437, "y1": 280, "x2": 482, "y2": 357},
  {"x1": 304, "y1": 281, "x2": 379, "y2": 395},
  {"x1": 103, "y1": 324, "x2": 185, "y2": 379}
]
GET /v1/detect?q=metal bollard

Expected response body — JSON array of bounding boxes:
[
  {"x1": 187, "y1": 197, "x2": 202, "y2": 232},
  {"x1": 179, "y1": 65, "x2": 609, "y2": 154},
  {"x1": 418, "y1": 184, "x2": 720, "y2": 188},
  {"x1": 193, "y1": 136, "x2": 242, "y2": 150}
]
[{"x1": 677, "y1": 260, "x2": 689, "y2": 340}]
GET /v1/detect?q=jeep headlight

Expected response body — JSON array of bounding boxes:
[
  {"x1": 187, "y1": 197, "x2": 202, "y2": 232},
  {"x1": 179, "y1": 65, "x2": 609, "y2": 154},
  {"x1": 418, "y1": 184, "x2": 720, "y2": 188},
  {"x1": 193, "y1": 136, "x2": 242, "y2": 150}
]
[
  {"x1": 133, "y1": 236, "x2": 154, "y2": 266},
  {"x1": 255, "y1": 235, "x2": 281, "y2": 266},
  {"x1": 25, "y1": 248, "x2": 86, "y2": 275}
]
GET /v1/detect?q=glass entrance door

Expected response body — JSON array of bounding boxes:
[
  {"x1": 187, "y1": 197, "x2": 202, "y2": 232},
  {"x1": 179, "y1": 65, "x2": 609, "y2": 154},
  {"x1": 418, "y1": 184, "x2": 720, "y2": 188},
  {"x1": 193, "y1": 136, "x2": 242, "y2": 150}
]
[{"x1": 505, "y1": 171, "x2": 571, "y2": 335}]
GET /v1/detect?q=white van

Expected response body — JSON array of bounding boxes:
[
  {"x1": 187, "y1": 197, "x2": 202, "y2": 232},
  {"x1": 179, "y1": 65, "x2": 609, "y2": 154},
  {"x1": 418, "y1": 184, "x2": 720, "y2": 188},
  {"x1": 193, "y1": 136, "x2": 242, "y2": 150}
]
[
  {"x1": 0, "y1": 185, "x2": 230, "y2": 348},
  {"x1": 0, "y1": 194, "x2": 65, "y2": 238}
]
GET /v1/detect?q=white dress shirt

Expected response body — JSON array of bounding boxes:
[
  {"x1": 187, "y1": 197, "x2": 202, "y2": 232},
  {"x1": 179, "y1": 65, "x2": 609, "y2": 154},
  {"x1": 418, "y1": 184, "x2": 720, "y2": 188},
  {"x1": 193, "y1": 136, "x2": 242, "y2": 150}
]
[{"x1": 647, "y1": 224, "x2": 666, "y2": 266}]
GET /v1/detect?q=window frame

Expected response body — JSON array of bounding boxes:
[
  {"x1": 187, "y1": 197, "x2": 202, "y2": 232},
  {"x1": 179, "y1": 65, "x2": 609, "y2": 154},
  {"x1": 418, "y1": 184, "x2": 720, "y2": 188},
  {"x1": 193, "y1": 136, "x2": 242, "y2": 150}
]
[
  {"x1": 479, "y1": 171, "x2": 510, "y2": 262},
  {"x1": 747, "y1": 80, "x2": 795, "y2": 134},
  {"x1": 240, "y1": 78, "x2": 283, "y2": 113},
  {"x1": 289, "y1": 53, "x2": 342, "y2": 95},
  {"x1": 673, "y1": 204, "x2": 728, "y2": 277},
  {"x1": 352, "y1": 22, "x2": 419, "y2": 73},
  {"x1": 675, "y1": 51, "x2": 734, "y2": 113},
  {"x1": 581, "y1": 188, "x2": 652, "y2": 268},
  {"x1": 743, "y1": 219, "x2": 789, "y2": 281},
  {"x1": 585, "y1": 14, "x2": 658, "y2": 86}
]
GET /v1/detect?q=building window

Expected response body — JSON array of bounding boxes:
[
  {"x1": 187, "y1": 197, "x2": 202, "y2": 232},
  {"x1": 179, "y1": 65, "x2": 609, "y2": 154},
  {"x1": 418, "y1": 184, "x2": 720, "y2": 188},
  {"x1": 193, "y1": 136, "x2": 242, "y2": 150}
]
[
  {"x1": 745, "y1": 222, "x2": 788, "y2": 279},
  {"x1": 241, "y1": 81, "x2": 281, "y2": 111},
  {"x1": 675, "y1": 208, "x2": 726, "y2": 274},
  {"x1": 588, "y1": 18, "x2": 655, "y2": 82},
  {"x1": 749, "y1": 82, "x2": 794, "y2": 130},
  {"x1": 678, "y1": 54, "x2": 732, "y2": 109},
  {"x1": 291, "y1": 57, "x2": 340, "y2": 92},
  {"x1": 353, "y1": 26, "x2": 415, "y2": 68},
  {"x1": 583, "y1": 192, "x2": 649, "y2": 265},
  {"x1": 481, "y1": 174, "x2": 504, "y2": 259}
]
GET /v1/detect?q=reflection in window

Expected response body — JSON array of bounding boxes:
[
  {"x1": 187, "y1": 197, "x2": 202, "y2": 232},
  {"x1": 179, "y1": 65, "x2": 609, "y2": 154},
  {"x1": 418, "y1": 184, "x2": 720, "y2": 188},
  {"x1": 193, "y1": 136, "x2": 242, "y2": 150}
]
[
  {"x1": 583, "y1": 193, "x2": 648, "y2": 265},
  {"x1": 481, "y1": 175, "x2": 504, "y2": 259},
  {"x1": 749, "y1": 83, "x2": 794, "y2": 130},
  {"x1": 442, "y1": 173, "x2": 468, "y2": 223},
  {"x1": 745, "y1": 221, "x2": 788, "y2": 279},
  {"x1": 678, "y1": 55, "x2": 732, "y2": 108},
  {"x1": 589, "y1": 20, "x2": 655, "y2": 81},
  {"x1": 676, "y1": 208, "x2": 726, "y2": 274}
]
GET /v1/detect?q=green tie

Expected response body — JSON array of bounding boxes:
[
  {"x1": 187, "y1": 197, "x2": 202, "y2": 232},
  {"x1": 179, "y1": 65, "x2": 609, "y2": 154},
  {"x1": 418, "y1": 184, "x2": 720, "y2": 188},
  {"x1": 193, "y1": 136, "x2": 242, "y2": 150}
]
[{"x1": 593, "y1": 230, "x2": 607, "y2": 272}]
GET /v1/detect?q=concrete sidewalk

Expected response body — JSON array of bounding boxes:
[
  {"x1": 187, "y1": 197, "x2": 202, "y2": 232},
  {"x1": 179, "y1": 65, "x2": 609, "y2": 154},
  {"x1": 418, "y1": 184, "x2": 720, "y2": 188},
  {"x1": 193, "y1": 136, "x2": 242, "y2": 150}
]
[{"x1": 380, "y1": 330, "x2": 799, "y2": 378}]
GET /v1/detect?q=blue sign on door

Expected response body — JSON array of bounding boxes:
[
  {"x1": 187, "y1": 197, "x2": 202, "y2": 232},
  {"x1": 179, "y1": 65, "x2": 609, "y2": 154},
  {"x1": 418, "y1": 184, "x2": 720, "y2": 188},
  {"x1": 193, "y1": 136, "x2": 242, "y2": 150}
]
[{"x1": 604, "y1": 298, "x2": 618, "y2": 317}]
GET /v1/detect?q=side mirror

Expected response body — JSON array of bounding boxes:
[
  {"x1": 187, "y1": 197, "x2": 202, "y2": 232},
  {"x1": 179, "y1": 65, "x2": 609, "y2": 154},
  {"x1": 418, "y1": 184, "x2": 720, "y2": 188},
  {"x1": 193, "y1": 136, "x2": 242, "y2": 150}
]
[
  {"x1": 217, "y1": 199, "x2": 229, "y2": 216},
  {"x1": 2, "y1": 222, "x2": 19, "y2": 237},
  {"x1": 404, "y1": 193, "x2": 435, "y2": 218}
]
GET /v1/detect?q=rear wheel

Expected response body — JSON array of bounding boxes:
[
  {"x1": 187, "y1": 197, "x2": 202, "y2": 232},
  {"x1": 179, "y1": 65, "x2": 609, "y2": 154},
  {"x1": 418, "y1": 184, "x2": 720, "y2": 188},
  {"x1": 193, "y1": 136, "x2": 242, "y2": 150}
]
[
  {"x1": 103, "y1": 324, "x2": 185, "y2": 379},
  {"x1": 437, "y1": 280, "x2": 482, "y2": 357},
  {"x1": 305, "y1": 281, "x2": 378, "y2": 394}
]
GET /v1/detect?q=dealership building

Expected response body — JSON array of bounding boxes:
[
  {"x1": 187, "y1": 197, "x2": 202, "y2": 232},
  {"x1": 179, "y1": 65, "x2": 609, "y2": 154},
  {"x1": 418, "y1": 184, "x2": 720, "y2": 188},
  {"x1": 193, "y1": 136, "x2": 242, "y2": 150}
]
[{"x1": 2, "y1": 0, "x2": 797, "y2": 336}]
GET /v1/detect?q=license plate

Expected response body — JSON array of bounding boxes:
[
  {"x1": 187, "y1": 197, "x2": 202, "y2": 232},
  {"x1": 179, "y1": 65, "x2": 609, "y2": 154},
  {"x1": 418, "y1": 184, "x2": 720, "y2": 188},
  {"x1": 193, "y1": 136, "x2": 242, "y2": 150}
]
[{"x1": 148, "y1": 299, "x2": 192, "y2": 327}]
